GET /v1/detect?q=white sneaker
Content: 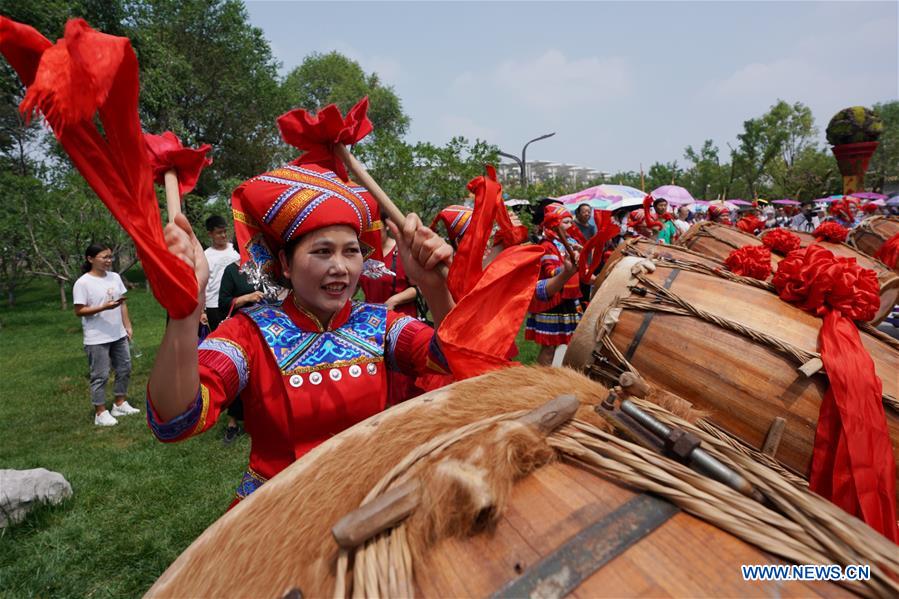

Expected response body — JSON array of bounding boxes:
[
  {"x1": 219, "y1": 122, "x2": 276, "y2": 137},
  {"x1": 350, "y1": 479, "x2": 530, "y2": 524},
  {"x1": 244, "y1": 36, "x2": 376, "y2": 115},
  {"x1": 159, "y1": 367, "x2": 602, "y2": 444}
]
[
  {"x1": 111, "y1": 401, "x2": 141, "y2": 417},
  {"x1": 95, "y1": 410, "x2": 118, "y2": 426}
]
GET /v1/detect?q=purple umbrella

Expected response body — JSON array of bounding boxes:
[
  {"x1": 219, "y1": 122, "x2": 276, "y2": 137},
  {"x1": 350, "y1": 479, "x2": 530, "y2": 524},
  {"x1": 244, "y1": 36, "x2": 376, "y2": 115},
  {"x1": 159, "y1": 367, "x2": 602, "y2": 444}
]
[
  {"x1": 887, "y1": 196, "x2": 899, "y2": 207},
  {"x1": 651, "y1": 185, "x2": 695, "y2": 205},
  {"x1": 851, "y1": 192, "x2": 887, "y2": 200},
  {"x1": 772, "y1": 199, "x2": 801, "y2": 205},
  {"x1": 729, "y1": 199, "x2": 752, "y2": 206},
  {"x1": 693, "y1": 200, "x2": 711, "y2": 206}
]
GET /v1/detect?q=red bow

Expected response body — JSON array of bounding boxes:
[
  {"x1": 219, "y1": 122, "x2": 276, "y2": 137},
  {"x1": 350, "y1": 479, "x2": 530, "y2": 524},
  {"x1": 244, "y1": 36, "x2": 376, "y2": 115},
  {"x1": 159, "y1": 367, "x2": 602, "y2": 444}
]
[
  {"x1": 144, "y1": 131, "x2": 212, "y2": 197},
  {"x1": 773, "y1": 245, "x2": 897, "y2": 542},
  {"x1": 761, "y1": 228, "x2": 802, "y2": 255},
  {"x1": 276, "y1": 98, "x2": 372, "y2": 181},
  {"x1": 725, "y1": 245, "x2": 771, "y2": 280},
  {"x1": 1, "y1": 17, "x2": 198, "y2": 318},
  {"x1": 813, "y1": 221, "x2": 849, "y2": 243},
  {"x1": 874, "y1": 232, "x2": 899, "y2": 269}
]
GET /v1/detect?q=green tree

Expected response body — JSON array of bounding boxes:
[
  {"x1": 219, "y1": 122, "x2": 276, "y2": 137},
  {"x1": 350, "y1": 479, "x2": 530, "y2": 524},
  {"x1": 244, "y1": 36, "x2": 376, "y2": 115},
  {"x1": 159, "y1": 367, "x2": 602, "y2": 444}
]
[
  {"x1": 682, "y1": 140, "x2": 726, "y2": 200},
  {"x1": 282, "y1": 51, "x2": 410, "y2": 140},
  {"x1": 129, "y1": 0, "x2": 286, "y2": 194},
  {"x1": 646, "y1": 161, "x2": 682, "y2": 191},
  {"x1": 870, "y1": 100, "x2": 899, "y2": 193}
]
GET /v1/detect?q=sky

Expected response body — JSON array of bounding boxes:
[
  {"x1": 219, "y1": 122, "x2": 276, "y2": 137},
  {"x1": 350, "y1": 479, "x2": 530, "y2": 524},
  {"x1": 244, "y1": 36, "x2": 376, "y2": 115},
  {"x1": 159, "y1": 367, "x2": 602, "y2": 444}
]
[{"x1": 245, "y1": 1, "x2": 899, "y2": 175}]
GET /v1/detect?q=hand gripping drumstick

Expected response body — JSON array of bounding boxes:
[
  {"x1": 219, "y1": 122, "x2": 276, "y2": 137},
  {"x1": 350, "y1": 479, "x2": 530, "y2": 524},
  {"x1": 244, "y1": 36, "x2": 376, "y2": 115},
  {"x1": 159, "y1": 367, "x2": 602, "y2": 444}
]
[{"x1": 144, "y1": 131, "x2": 213, "y2": 223}]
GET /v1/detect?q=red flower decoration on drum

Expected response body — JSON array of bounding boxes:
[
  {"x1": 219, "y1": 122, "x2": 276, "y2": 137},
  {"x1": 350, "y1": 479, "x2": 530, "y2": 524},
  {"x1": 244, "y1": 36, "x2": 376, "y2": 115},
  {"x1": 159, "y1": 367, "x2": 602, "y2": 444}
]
[
  {"x1": 761, "y1": 228, "x2": 802, "y2": 255},
  {"x1": 813, "y1": 222, "x2": 849, "y2": 243},
  {"x1": 772, "y1": 244, "x2": 879, "y2": 320},
  {"x1": 725, "y1": 245, "x2": 771, "y2": 280}
]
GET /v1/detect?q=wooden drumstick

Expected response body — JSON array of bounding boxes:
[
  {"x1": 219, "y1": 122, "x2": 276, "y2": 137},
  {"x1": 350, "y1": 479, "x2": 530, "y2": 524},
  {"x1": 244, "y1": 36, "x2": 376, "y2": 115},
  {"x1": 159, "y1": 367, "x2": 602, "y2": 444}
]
[{"x1": 163, "y1": 169, "x2": 181, "y2": 224}]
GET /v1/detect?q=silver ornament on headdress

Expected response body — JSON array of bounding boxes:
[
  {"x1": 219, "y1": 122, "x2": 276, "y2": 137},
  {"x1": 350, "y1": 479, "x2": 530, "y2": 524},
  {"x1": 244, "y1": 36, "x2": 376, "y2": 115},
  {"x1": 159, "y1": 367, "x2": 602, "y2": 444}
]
[
  {"x1": 240, "y1": 235, "x2": 286, "y2": 303},
  {"x1": 361, "y1": 258, "x2": 395, "y2": 280}
]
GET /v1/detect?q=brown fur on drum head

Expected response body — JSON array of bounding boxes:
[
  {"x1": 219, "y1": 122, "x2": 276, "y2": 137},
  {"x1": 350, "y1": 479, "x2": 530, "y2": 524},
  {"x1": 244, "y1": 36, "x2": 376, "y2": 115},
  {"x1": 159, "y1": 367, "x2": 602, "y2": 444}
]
[{"x1": 146, "y1": 366, "x2": 701, "y2": 598}]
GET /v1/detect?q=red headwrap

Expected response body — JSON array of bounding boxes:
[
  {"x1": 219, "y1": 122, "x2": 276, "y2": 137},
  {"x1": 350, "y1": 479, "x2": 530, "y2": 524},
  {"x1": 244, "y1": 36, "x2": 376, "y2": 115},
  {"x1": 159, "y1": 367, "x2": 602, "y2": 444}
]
[
  {"x1": 627, "y1": 209, "x2": 645, "y2": 229},
  {"x1": 429, "y1": 205, "x2": 472, "y2": 245},
  {"x1": 772, "y1": 245, "x2": 897, "y2": 542},
  {"x1": 542, "y1": 202, "x2": 570, "y2": 230},
  {"x1": 231, "y1": 163, "x2": 381, "y2": 284},
  {"x1": 706, "y1": 204, "x2": 731, "y2": 225},
  {"x1": 860, "y1": 202, "x2": 879, "y2": 214},
  {"x1": 1, "y1": 17, "x2": 198, "y2": 318}
]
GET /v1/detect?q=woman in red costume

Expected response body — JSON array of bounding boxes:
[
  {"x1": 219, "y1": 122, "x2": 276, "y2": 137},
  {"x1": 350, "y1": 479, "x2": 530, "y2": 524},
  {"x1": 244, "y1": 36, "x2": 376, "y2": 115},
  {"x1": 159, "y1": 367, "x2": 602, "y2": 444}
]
[
  {"x1": 146, "y1": 164, "x2": 455, "y2": 503},
  {"x1": 706, "y1": 203, "x2": 732, "y2": 225},
  {"x1": 525, "y1": 203, "x2": 580, "y2": 366}
]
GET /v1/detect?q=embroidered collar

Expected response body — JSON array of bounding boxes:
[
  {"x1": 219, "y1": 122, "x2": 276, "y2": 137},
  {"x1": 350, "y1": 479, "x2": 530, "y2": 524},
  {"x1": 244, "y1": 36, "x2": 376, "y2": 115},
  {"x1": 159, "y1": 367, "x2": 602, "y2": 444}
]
[{"x1": 285, "y1": 294, "x2": 352, "y2": 332}]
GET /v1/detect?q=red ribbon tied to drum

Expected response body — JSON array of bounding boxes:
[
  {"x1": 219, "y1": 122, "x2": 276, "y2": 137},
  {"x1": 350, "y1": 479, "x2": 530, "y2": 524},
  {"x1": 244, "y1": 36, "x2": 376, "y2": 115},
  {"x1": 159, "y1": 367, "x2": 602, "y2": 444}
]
[
  {"x1": 725, "y1": 245, "x2": 771, "y2": 280},
  {"x1": 773, "y1": 244, "x2": 898, "y2": 542},
  {"x1": 813, "y1": 221, "x2": 849, "y2": 243},
  {"x1": 144, "y1": 131, "x2": 212, "y2": 197},
  {"x1": 277, "y1": 97, "x2": 373, "y2": 181},
  {"x1": 761, "y1": 228, "x2": 802, "y2": 255},
  {"x1": 875, "y1": 233, "x2": 899, "y2": 269}
]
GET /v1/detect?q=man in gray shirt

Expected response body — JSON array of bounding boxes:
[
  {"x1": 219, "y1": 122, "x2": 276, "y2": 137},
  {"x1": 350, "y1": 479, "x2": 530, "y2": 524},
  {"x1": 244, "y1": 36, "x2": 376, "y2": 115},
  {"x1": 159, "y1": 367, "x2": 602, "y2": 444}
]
[{"x1": 790, "y1": 203, "x2": 820, "y2": 232}]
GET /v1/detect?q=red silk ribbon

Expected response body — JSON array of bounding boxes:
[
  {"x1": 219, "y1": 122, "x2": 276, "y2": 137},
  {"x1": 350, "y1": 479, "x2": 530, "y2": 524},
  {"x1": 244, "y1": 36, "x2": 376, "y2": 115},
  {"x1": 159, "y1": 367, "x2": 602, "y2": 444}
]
[
  {"x1": 277, "y1": 97, "x2": 373, "y2": 181},
  {"x1": 736, "y1": 215, "x2": 765, "y2": 235},
  {"x1": 772, "y1": 245, "x2": 897, "y2": 542},
  {"x1": 761, "y1": 228, "x2": 802, "y2": 255},
  {"x1": 1, "y1": 17, "x2": 198, "y2": 318},
  {"x1": 579, "y1": 210, "x2": 619, "y2": 285},
  {"x1": 144, "y1": 131, "x2": 212, "y2": 197},
  {"x1": 725, "y1": 245, "x2": 771, "y2": 280},
  {"x1": 813, "y1": 221, "x2": 849, "y2": 243},
  {"x1": 874, "y1": 232, "x2": 899, "y2": 269}
]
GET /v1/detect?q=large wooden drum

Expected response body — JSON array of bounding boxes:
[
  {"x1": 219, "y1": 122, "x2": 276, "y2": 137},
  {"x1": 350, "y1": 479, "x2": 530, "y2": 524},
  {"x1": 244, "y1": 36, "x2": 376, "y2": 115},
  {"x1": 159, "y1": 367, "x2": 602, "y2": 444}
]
[
  {"x1": 146, "y1": 367, "x2": 845, "y2": 598},
  {"x1": 565, "y1": 251, "x2": 899, "y2": 505},
  {"x1": 677, "y1": 221, "x2": 899, "y2": 324},
  {"x1": 850, "y1": 215, "x2": 899, "y2": 269}
]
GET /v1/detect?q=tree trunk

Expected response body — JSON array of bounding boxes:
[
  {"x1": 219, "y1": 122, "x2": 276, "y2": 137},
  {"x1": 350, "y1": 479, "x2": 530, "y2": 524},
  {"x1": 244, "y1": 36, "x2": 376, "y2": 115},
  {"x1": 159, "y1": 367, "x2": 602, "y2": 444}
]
[
  {"x1": 6, "y1": 288, "x2": 14, "y2": 308},
  {"x1": 59, "y1": 278, "x2": 68, "y2": 310}
]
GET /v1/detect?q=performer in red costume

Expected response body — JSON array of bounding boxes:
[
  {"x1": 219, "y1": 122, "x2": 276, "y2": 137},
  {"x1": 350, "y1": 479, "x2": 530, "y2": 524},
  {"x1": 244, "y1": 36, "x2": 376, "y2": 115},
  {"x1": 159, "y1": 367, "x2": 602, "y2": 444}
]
[
  {"x1": 429, "y1": 205, "x2": 473, "y2": 250},
  {"x1": 525, "y1": 203, "x2": 580, "y2": 366},
  {"x1": 147, "y1": 164, "x2": 455, "y2": 503}
]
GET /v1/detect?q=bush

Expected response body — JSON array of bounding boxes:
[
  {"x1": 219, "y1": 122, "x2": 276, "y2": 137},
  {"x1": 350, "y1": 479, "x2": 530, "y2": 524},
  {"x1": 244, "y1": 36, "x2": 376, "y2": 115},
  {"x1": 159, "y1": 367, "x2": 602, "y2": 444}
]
[{"x1": 825, "y1": 106, "x2": 884, "y2": 145}]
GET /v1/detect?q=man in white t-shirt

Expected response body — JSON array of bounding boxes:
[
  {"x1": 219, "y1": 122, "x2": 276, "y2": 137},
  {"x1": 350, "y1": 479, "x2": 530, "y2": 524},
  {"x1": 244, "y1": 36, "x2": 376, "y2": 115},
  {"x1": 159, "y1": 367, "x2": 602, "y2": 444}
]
[
  {"x1": 73, "y1": 244, "x2": 139, "y2": 426},
  {"x1": 203, "y1": 215, "x2": 241, "y2": 330}
]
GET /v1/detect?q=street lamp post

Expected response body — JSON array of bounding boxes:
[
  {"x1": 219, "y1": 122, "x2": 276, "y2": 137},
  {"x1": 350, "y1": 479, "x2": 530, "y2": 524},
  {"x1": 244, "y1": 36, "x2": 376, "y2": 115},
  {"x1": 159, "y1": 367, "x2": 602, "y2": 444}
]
[{"x1": 499, "y1": 132, "x2": 556, "y2": 188}]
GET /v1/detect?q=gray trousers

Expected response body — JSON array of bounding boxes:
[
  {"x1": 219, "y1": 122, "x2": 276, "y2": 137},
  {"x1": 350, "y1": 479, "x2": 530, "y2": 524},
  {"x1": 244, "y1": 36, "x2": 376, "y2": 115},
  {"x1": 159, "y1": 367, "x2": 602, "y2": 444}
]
[{"x1": 84, "y1": 337, "x2": 132, "y2": 406}]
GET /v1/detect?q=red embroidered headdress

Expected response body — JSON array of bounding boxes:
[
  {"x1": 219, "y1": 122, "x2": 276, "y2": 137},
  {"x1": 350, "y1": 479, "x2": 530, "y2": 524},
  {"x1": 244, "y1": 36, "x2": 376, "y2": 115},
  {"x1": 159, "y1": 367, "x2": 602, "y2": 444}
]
[
  {"x1": 429, "y1": 205, "x2": 473, "y2": 245},
  {"x1": 541, "y1": 202, "x2": 570, "y2": 229}
]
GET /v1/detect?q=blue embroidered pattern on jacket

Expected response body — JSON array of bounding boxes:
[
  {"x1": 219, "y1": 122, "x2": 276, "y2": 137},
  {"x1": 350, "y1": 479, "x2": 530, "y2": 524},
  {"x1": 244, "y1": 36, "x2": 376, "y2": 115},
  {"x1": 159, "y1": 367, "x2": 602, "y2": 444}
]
[
  {"x1": 243, "y1": 302, "x2": 386, "y2": 374},
  {"x1": 535, "y1": 279, "x2": 550, "y2": 301}
]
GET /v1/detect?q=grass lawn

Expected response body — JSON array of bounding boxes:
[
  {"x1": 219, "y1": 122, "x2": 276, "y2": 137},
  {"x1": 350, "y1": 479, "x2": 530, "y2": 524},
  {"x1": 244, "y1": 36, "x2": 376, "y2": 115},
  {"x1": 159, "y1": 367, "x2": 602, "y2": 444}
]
[{"x1": 0, "y1": 275, "x2": 538, "y2": 597}]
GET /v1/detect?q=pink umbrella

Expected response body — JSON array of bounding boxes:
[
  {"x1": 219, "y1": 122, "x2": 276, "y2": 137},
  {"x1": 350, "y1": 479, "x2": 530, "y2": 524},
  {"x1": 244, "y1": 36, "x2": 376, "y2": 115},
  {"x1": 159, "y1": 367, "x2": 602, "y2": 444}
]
[
  {"x1": 693, "y1": 200, "x2": 711, "y2": 206},
  {"x1": 651, "y1": 185, "x2": 694, "y2": 205},
  {"x1": 729, "y1": 199, "x2": 752, "y2": 206},
  {"x1": 852, "y1": 192, "x2": 887, "y2": 200},
  {"x1": 772, "y1": 199, "x2": 801, "y2": 205}
]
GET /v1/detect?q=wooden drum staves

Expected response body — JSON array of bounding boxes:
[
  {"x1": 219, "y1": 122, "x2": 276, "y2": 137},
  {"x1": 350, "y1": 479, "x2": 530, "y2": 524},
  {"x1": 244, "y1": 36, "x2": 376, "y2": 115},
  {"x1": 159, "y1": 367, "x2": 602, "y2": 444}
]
[
  {"x1": 677, "y1": 221, "x2": 899, "y2": 324},
  {"x1": 564, "y1": 250, "x2": 899, "y2": 509},
  {"x1": 849, "y1": 215, "x2": 899, "y2": 270},
  {"x1": 144, "y1": 366, "x2": 876, "y2": 598}
]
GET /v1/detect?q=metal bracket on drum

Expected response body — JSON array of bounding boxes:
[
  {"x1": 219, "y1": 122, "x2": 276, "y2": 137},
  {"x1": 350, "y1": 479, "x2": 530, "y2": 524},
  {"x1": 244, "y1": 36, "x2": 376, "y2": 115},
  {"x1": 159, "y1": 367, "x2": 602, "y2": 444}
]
[{"x1": 597, "y1": 390, "x2": 765, "y2": 504}]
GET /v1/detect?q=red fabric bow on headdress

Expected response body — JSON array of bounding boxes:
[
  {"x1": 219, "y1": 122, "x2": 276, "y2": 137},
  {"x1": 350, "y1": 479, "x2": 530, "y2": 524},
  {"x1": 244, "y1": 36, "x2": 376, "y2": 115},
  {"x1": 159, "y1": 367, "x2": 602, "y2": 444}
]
[
  {"x1": 144, "y1": 131, "x2": 212, "y2": 197},
  {"x1": 813, "y1": 222, "x2": 849, "y2": 243},
  {"x1": 761, "y1": 228, "x2": 802, "y2": 255},
  {"x1": 578, "y1": 210, "x2": 619, "y2": 285},
  {"x1": 627, "y1": 209, "x2": 645, "y2": 229},
  {"x1": 725, "y1": 245, "x2": 771, "y2": 280},
  {"x1": 875, "y1": 233, "x2": 899, "y2": 269},
  {"x1": 277, "y1": 98, "x2": 372, "y2": 181},
  {"x1": 736, "y1": 214, "x2": 765, "y2": 235},
  {"x1": 1, "y1": 17, "x2": 198, "y2": 318},
  {"x1": 772, "y1": 245, "x2": 897, "y2": 542}
]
